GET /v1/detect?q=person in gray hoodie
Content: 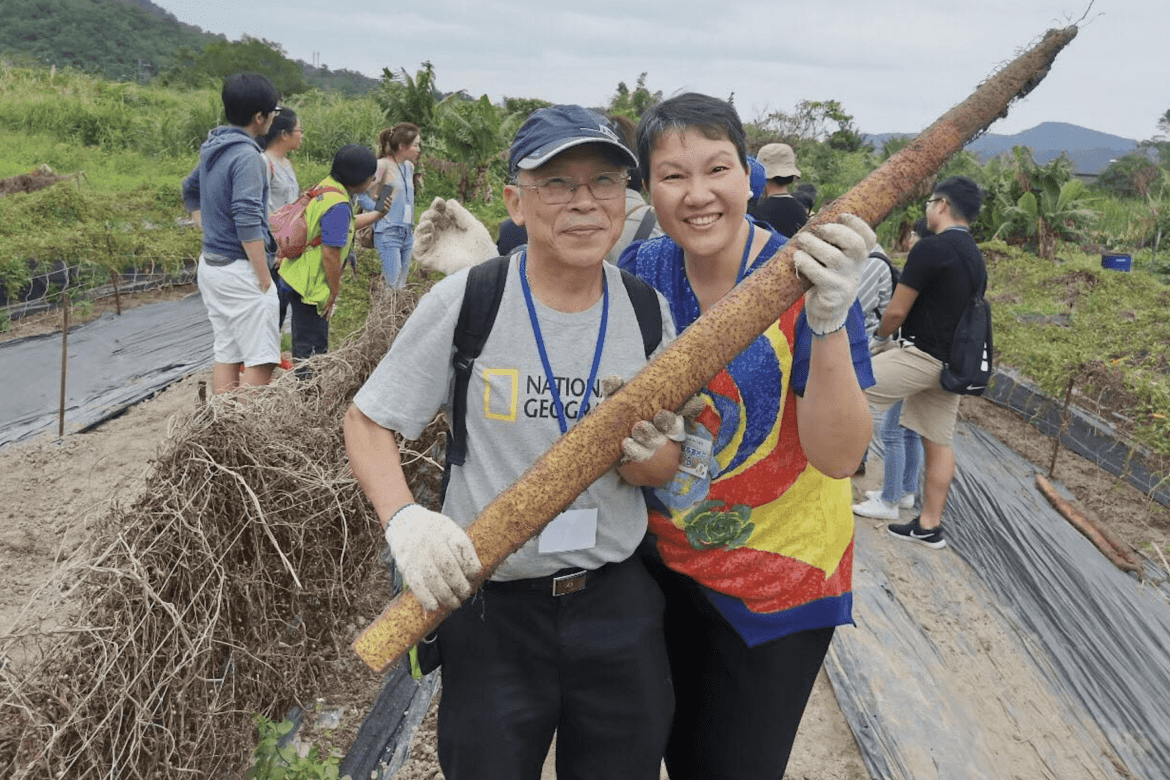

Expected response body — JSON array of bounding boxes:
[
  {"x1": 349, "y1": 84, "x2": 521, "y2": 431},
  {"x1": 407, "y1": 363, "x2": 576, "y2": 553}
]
[{"x1": 182, "y1": 73, "x2": 283, "y2": 393}]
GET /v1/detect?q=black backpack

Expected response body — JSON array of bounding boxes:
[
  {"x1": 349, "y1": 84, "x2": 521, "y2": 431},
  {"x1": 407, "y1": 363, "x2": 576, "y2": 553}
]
[
  {"x1": 442, "y1": 254, "x2": 664, "y2": 495},
  {"x1": 939, "y1": 255, "x2": 993, "y2": 396},
  {"x1": 870, "y1": 248, "x2": 900, "y2": 288}
]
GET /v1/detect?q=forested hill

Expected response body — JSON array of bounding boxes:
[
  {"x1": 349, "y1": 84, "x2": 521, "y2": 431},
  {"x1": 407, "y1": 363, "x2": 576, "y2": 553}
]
[
  {"x1": 0, "y1": 0, "x2": 379, "y2": 94},
  {"x1": 0, "y1": 0, "x2": 220, "y2": 81}
]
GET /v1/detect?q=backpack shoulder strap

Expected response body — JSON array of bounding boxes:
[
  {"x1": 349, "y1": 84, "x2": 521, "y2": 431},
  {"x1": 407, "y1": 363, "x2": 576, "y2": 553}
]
[
  {"x1": 447, "y1": 255, "x2": 511, "y2": 469},
  {"x1": 618, "y1": 268, "x2": 663, "y2": 358},
  {"x1": 632, "y1": 207, "x2": 658, "y2": 243}
]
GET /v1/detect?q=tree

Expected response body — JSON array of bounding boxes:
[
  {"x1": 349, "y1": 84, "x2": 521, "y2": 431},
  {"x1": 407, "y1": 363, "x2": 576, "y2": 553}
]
[
  {"x1": 607, "y1": 73, "x2": 662, "y2": 119},
  {"x1": 1097, "y1": 154, "x2": 1162, "y2": 199},
  {"x1": 754, "y1": 99, "x2": 869, "y2": 151},
  {"x1": 434, "y1": 94, "x2": 508, "y2": 203},
  {"x1": 376, "y1": 61, "x2": 443, "y2": 133},
  {"x1": 155, "y1": 38, "x2": 302, "y2": 94},
  {"x1": 502, "y1": 96, "x2": 552, "y2": 122}
]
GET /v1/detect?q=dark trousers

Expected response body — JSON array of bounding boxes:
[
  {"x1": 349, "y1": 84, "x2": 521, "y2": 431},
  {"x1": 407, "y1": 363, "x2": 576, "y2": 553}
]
[
  {"x1": 269, "y1": 265, "x2": 291, "y2": 330},
  {"x1": 435, "y1": 555, "x2": 674, "y2": 780},
  {"x1": 286, "y1": 287, "x2": 328, "y2": 362},
  {"x1": 643, "y1": 540, "x2": 835, "y2": 780}
]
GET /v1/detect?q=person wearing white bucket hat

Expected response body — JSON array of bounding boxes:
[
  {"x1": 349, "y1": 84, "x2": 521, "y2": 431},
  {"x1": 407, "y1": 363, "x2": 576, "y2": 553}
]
[{"x1": 750, "y1": 142, "x2": 809, "y2": 238}]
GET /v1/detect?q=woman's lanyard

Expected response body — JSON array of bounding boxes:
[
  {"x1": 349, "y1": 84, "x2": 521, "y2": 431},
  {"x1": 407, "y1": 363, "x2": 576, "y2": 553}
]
[
  {"x1": 519, "y1": 252, "x2": 609, "y2": 435},
  {"x1": 737, "y1": 220, "x2": 756, "y2": 283}
]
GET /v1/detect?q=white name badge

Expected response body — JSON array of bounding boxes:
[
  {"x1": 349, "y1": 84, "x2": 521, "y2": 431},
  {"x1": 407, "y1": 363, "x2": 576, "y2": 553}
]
[
  {"x1": 538, "y1": 508, "x2": 599, "y2": 554},
  {"x1": 678, "y1": 432, "x2": 713, "y2": 479}
]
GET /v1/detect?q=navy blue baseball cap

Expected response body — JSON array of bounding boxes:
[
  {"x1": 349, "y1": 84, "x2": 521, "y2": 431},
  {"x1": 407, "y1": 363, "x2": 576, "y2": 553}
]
[{"x1": 509, "y1": 105, "x2": 638, "y2": 178}]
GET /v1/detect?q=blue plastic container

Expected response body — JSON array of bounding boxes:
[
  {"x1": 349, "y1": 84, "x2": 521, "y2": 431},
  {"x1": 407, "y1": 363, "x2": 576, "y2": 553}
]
[{"x1": 1101, "y1": 253, "x2": 1132, "y2": 272}]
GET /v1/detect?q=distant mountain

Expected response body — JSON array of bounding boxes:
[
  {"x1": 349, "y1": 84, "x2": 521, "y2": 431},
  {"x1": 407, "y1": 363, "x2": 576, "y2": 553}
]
[{"x1": 866, "y1": 122, "x2": 1138, "y2": 174}]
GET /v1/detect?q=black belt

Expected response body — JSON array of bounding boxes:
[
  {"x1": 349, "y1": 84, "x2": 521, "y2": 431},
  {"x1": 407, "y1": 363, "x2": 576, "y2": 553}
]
[{"x1": 483, "y1": 561, "x2": 618, "y2": 597}]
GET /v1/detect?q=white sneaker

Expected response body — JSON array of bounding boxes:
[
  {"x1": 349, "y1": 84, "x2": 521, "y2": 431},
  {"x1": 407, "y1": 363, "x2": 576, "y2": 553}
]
[
  {"x1": 853, "y1": 496, "x2": 901, "y2": 520},
  {"x1": 866, "y1": 489, "x2": 915, "y2": 509}
]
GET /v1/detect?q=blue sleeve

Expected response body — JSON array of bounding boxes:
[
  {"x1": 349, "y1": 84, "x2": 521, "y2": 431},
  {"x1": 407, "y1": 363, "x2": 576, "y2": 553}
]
[
  {"x1": 230, "y1": 152, "x2": 269, "y2": 244},
  {"x1": 790, "y1": 300, "x2": 874, "y2": 397},
  {"x1": 181, "y1": 166, "x2": 200, "y2": 213},
  {"x1": 355, "y1": 192, "x2": 376, "y2": 212},
  {"x1": 320, "y1": 202, "x2": 352, "y2": 247}
]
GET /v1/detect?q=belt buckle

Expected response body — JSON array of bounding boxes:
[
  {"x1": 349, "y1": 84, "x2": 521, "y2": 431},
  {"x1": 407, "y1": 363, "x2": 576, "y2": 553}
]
[{"x1": 552, "y1": 571, "x2": 587, "y2": 596}]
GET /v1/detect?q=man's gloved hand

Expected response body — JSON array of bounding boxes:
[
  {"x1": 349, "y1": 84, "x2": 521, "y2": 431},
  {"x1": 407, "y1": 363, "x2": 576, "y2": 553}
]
[
  {"x1": 384, "y1": 503, "x2": 482, "y2": 612},
  {"x1": 792, "y1": 213, "x2": 877, "y2": 336},
  {"x1": 598, "y1": 375, "x2": 705, "y2": 463},
  {"x1": 413, "y1": 197, "x2": 498, "y2": 276},
  {"x1": 869, "y1": 334, "x2": 898, "y2": 356}
]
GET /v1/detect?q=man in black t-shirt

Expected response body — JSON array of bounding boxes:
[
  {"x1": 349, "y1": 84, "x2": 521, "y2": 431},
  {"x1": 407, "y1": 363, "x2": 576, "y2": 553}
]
[
  {"x1": 749, "y1": 143, "x2": 809, "y2": 237},
  {"x1": 864, "y1": 177, "x2": 987, "y2": 549}
]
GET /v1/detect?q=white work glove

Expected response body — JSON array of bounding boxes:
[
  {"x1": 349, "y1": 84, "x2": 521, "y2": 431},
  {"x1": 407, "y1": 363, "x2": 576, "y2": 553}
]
[
  {"x1": 384, "y1": 503, "x2": 482, "y2": 612},
  {"x1": 598, "y1": 375, "x2": 705, "y2": 463},
  {"x1": 869, "y1": 334, "x2": 898, "y2": 356},
  {"x1": 413, "y1": 197, "x2": 498, "y2": 276},
  {"x1": 792, "y1": 213, "x2": 877, "y2": 336}
]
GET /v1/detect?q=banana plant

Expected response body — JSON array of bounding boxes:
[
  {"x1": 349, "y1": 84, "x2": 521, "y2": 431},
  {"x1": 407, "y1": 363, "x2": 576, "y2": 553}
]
[{"x1": 989, "y1": 149, "x2": 1099, "y2": 260}]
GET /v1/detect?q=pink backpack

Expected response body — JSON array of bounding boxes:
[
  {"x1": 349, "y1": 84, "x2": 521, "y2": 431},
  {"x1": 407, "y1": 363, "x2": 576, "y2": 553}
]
[{"x1": 269, "y1": 185, "x2": 345, "y2": 260}]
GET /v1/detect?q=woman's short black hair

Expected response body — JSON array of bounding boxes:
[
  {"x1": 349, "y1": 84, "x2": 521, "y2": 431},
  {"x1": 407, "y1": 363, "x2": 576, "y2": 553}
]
[
  {"x1": 258, "y1": 108, "x2": 298, "y2": 150},
  {"x1": 221, "y1": 73, "x2": 280, "y2": 127},
  {"x1": 635, "y1": 92, "x2": 748, "y2": 188},
  {"x1": 331, "y1": 144, "x2": 377, "y2": 187}
]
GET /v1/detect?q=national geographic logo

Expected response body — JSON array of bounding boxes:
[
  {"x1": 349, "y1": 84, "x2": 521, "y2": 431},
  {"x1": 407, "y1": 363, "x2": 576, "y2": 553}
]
[{"x1": 482, "y1": 370, "x2": 602, "y2": 423}]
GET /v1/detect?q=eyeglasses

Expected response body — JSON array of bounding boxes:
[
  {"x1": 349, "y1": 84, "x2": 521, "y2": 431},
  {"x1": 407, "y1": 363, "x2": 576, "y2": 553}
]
[
  {"x1": 515, "y1": 172, "x2": 629, "y2": 204},
  {"x1": 925, "y1": 197, "x2": 943, "y2": 208}
]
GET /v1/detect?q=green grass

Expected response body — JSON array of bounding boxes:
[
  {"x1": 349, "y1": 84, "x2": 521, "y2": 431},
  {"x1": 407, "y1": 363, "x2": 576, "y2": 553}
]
[{"x1": 985, "y1": 240, "x2": 1170, "y2": 459}]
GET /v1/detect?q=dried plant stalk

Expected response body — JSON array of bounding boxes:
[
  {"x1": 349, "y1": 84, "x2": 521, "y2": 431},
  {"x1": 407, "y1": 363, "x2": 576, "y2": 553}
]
[{"x1": 354, "y1": 25, "x2": 1081, "y2": 672}]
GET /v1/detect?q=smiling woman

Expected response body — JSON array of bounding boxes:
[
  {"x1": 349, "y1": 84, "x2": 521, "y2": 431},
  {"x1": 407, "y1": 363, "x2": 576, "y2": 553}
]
[{"x1": 619, "y1": 91, "x2": 876, "y2": 780}]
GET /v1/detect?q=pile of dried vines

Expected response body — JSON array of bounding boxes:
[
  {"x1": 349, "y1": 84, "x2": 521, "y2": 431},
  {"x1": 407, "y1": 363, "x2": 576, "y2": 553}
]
[{"x1": 0, "y1": 284, "x2": 444, "y2": 778}]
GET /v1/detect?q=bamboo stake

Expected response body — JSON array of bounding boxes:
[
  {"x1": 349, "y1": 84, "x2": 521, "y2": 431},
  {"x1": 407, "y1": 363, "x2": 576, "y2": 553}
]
[
  {"x1": 1048, "y1": 366, "x2": 1080, "y2": 478},
  {"x1": 354, "y1": 25, "x2": 1081, "y2": 672},
  {"x1": 110, "y1": 268, "x2": 122, "y2": 315},
  {"x1": 58, "y1": 296, "x2": 70, "y2": 439}
]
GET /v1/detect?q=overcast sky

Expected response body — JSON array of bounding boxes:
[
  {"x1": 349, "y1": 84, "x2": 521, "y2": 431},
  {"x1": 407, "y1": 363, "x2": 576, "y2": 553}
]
[{"x1": 154, "y1": 0, "x2": 1164, "y2": 142}]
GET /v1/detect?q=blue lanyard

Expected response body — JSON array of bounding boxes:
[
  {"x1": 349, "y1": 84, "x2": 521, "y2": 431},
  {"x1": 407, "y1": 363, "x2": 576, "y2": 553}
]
[
  {"x1": 519, "y1": 252, "x2": 609, "y2": 434},
  {"x1": 737, "y1": 220, "x2": 756, "y2": 283}
]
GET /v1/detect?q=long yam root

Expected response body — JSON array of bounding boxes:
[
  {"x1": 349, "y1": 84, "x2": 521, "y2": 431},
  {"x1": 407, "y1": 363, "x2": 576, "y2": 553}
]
[
  {"x1": 354, "y1": 25, "x2": 1081, "y2": 673},
  {"x1": 1035, "y1": 473, "x2": 1142, "y2": 575}
]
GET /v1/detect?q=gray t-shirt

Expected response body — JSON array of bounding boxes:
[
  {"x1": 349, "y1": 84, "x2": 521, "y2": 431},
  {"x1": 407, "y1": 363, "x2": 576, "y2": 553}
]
[
  {"x1": 354, "y1": 256, "x2": 676, "y2": 581},
  {"x1": 263, "y1": 153, "x2": 299, "y2": 214}
]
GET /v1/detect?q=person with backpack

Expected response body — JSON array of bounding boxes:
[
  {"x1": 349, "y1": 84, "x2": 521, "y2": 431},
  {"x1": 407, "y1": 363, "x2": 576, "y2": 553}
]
[
  {"x1": 181, "y1": 73, "x2": 281, "y2": 394},
  {"x1": 278, "y1": 144, "x2": 385, "y2": 366},
  {"x1": 620, "y1": 92, "x2": 874, "y2": 780},
  {"x1": 344, "y1": 105, "x2": 683, "y2": 780},
  {"x1": 866, "y1": 176, "x2": 989, "y2": 549},
  {"x1": 259, "y1": 108, "x2": 302, "y2": 331}
]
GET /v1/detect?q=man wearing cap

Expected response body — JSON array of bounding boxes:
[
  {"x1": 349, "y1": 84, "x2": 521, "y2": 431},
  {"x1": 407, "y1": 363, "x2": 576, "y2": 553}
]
[
  {"x1": 750, "y1": 142, "x2": 809, "y2": 238},
  {"x1": 344, "y1": 105, "x2": 679, "y2": 779}
]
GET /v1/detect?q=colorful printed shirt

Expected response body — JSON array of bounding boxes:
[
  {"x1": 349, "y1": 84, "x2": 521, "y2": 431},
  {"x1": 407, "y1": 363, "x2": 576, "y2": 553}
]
[{"x1": 620, "y1": 230, "x2": 874, "y2": 646}]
